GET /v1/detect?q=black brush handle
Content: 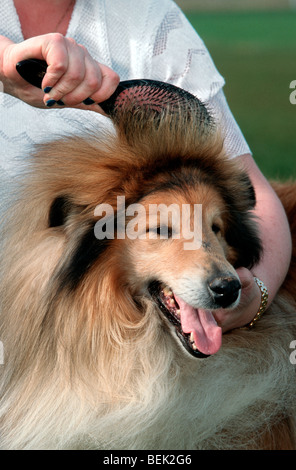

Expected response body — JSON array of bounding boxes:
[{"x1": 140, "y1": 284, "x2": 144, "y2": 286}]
[{"x1": 16, "y1": 58, "x2": 48, "y2": 89}]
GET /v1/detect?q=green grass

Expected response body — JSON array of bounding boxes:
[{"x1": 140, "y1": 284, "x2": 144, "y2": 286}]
[{"x1": 186, "y1": 10, "x2": 296, "y2": 180}]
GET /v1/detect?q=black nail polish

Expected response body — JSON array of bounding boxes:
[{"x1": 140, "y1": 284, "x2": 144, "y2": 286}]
[
  {"x1": 43, "y1": 86, "x2": 52, "y2": 93},
  {"x1": 83, "y1": 97, "x2": 95, "y2": 105},
  {"x1": 57, "y1": 100, "x2": 65, "y2": 106},
  {"x1": 46, "y1": 99, "x2": 56, "y2": 107}
]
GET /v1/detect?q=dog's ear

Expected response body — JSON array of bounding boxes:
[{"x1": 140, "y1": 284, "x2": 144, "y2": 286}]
[
  {"x1": 49, "y1": 196, "x2": 70, "y2": 227},
  {"x1": 49, "y1": 197, "x2": 114, "y2": 290},
  {"x1": 243, "y1": 174, "x2": 256, "y2": 210},
  {"x1": 220, "y1": 170, "x2": 262, "y2": 269},
  {"x1": 57, "y1": 223, "x2": 111, "y2": 291},
  {"x1": 49, "y1": 196, "x2": 86, "y2": 228},
  {"x1": 226, "y1": 175, "x2": 262, "y2": 269},
  {"x1": 49, "y1": 196, "x2": 73, "y2": 227},
  {"x1": 226, "y1": 212, "x2": 262, "y2": 269},
  {"x1": 236, "y1": 173, "x2": 257, "y2": 211}
]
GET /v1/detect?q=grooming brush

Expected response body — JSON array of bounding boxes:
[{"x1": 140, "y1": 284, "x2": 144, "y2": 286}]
[{"x1": 16, "y1": 58, "x2": 208, "y2": 118}]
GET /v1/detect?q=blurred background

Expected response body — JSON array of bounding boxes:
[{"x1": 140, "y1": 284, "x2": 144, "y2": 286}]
[{"x1": 175, "y1": 0, "x2": 296, "y2": 180}]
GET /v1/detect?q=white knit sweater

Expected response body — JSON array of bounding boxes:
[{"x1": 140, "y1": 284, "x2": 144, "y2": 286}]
[{"x1": 0, "y1": 0, "x2": 250, "y2": 180}]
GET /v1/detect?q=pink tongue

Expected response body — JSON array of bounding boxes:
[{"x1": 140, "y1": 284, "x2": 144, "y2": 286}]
[{"x1": 174, "y1": 294, "x2": 222, "y2": 355}]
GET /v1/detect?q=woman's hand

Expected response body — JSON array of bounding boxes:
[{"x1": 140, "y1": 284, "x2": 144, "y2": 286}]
[
  {"x1": 213, "y1": 267, "x2": 262, "y2": 333},
  {"x1": 0, "y1": 33, "x2": 119, "y2": 113}
]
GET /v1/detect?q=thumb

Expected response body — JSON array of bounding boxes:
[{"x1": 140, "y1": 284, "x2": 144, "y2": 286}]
[{"x1": 236, "y1": 267, "x2": 255, "y2": 290}]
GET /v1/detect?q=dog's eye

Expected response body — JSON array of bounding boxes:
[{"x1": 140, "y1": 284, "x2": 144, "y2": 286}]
[
  {"x1": 212, "y1": 223, "x2": 221, "y2": 235},
  {"x1": 147, "y1": 226, "x2": 173, "y2": 238}
]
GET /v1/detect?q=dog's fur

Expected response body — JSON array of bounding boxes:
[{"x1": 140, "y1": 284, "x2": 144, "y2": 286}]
[{"x1": 0, "y1": 99, "x2": 296, "y2": 450}]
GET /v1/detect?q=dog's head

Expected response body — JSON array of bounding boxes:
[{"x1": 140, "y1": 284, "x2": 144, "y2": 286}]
[
  {"x1": 2, "y1": 82, "x2": 262, "y2": 364},
  {"x1": 26, "y1": 84, "x2": 259, "y2": 360}
]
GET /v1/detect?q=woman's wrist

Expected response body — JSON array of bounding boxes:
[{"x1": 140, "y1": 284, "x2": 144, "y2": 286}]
[{"x1": 239, "y1": 276, "x2": 269, "y2": 329}]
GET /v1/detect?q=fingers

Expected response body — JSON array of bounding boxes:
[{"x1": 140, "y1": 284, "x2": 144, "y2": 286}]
[
  {"x1": 41, "y1": 37, "x2": 119, "y2": 111},
  {"x1": 90, "y1": 63, "x2": 120, "y2": 104},
  {"x1": 40, "y1": 33, "x2": 70, "y2": 91},
  {"x1": 2, "y1": 33, "x2": 119, "y2": 112},
  {"x1": 235, "y1": 267, "x2": 255, "y2": 291}
]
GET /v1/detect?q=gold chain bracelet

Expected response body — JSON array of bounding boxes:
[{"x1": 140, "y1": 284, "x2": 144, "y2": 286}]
[{"x1": 240, "y1": 277, "x2": 269, "y2": 329}]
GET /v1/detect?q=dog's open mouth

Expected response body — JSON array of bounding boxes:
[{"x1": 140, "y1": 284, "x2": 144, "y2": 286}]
[{"x1": 148, "y1": 281, "x2": 222, "y2": 359}]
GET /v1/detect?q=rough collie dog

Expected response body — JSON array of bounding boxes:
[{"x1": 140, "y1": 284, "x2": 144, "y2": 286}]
[{"x1": 0, "y1": 82, "x2": 295, "y2": 450}]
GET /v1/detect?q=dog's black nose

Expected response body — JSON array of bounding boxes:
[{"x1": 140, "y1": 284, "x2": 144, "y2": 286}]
[{"x1": 208, "y1": 277, "x2": 241, "y2": 308}]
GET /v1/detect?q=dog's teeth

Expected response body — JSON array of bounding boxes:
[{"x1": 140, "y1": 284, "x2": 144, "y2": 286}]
[
  {"x1": 189, "y1": 332, "x2": 198, "y2": 350},
  {"x1": 169, "y1": 298, "x2": 175, "y2": 306},
  {"x1": 163, "y1": 286, "x2": 173, "y2": 296},
  {"x1": 176, "y1": 309, "x2": 181, "y2": 317}
]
